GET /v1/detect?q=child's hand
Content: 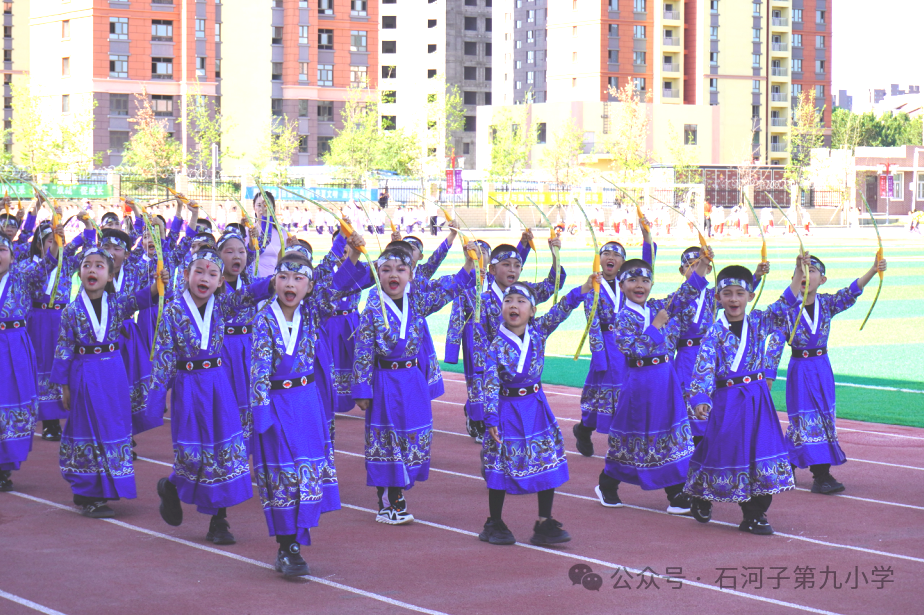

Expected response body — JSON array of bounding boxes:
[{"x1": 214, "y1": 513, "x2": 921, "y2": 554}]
[
  {"x1": 487, "y1": 426, "x2": 501, "y2": 444},
  {"x1": 766, "y1": 379, "x2": 774, "y2": 392},
  {"x1": 54, "y1": 225, "x2": 66, "y2": 242},
  {"x1": 62, "y1": 385, "x2": 71, "y2": 412},
  {"x1": 285, "y1": 234, "x2": 299, "y2": 248},
  {"x1": 549, "y1": 236, "x2": 562, "y2": 251},
  {"x1": 581, "y1": 272, "x2": 601, "y2": 294},
  {"x1": 755, "y1": 261, "x2": 770, "y2": 277},
  {"x1": 356, "y1": 399, "x2": 371, "y2": 411},
  {"x1": 652, "y1": 309, "x2": 669, "y2": 329},
  {"x1": 347, "y1": 232, "x2": 366, "y2": 251},
  {"x1": 694, "y1": 404, "x2": 709, "y2": 420},
  {"x1": 875, "y1": 256, "x2": 887, "y2": 273},
  {"x1": 520, "y1": 228, "x2": 534, "y2": 246},
  {"x1": 76, "y1": 210, "x2": 90, "y2": 223},
  {"x1": 391, "y1": 230, "x2": 402, "y2": 242}
]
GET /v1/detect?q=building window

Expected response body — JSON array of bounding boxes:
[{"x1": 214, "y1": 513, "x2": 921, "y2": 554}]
[
  {"x1": 350, "y1": 65, "x2": 367, "y2": 85},
  {"x1": 110, "y1": 94, "x2": 129, "y2": 116},
  {"x1": 816, "y1": 35, "x2": 825, "y2": 49},
  {"x1": 61, "y1": 94, "x2": 70, "y2": 113},
  {"x1": 463, "y1": 91, "x2": 477, "y2": 105},
  {"x1": 317, "y1": 64, "x2": 333, "y2": 86},
  {"x1": 215, "y1": 59, "x2": 221, "y2": 78},
  {"x1": 2, "y1": 3, "x2": 10, "y2": 15},
  {"x1": 752, "y1": 80, "x2": 759, "y2": 92},
  {"x1": 382, "y1": 115, "x2": 396, "y2": 130},
  {"x1": 752, "y1": 28, "x2": 760, "y2": 42},
  {"x1": 892, "y1": 173, "x2": 904, "y2": 200},
  {"x1": 350, "y1": 30, "x2": 367, "y2": 52},
  {"x1": 608, "y1": 76, "x2": 618, "y2": 89},
  {"x1": 298, "y1": 100, "x2": 309, "y2": 117},
  {"x1": 427, "y1": 69, "x2": 437, "y2": 78},
  {"x1": 299, "y1": 26, "x2": 309, "y2": 44},
  {"x1": 527, "y1": 30, "x2": 535, "y2": 43},
  {"x1": 485, "y1": 67, "x2": 491, "y2": 81},
  {"x1": 710, "y1": 0, "x2": 718, "y2": 13},
  {"x1": 383, "y1": 16, "x2": 397, "y2": 29},
  {"x1": 428, "y1": 44, "x2": 437, "y2": 53},
  {"x1": 428, "y1": 19, "x2": 437, "y2": 28},
  {"x1": 815, "y1": 59, "x2": 825, "y2": 73},
  {"x1": 814, "y1": 84, "x2": 824, "y2": 98},
  {"x1": 351, "y1": 0, "x2": 367, "y2": 16},
  {"x1": 215, "y1": 23, "x2": 221, "y2": 42},
  {"x1": 792, "y1": 9, "x2": 802, "y2": 22},
  {"x1": 319, "y1": 0, "x2": 333, "y2": 15},
  {"x1": 318, "y1": 136, "x2": 333, "y2": 156},
  {"x1": 709, "y1": 78, "x2": 718, "y2": 92},
  {"x1": 752, "y1": 54, "x2": 760, "y2": 67},
  {"x1": 62, "y1": 57, "x2": 71, "y2": 77},
  {"x1": 464, "y1": 41, "x2": 477, "y2": 56},
  {"x1": 318, "y1": 102, "x2": 333, "y2": 122},
  {"x1": 151, "y1": 57, "x2": 173, "y2": 79},
  {"x1": 382, "y1": 40, "x2": 396, "y2": 53},
  {"x1": 196, "y1": 56, "x2": 207, "y2": 78},
  {"x1": 3, "y1": 50, "x2": 9, "y2": 62},
  {"x1": 633, "y1": 25, "x2": 646, "y2": 39},
  {"x1": 633, "y1": 51, "x2": 646, "y2": 66},
  {"x1": 110, "y1": 131, "x2": 130, "y2": 152},
  {"x1": 298, "y1": 62, "x2": 308, "y2": 82},
  {"x1": 527, "y1": 50, "x2": 535, "y2": 64},
  {"x1": 633, "y1": 0, "x2": 646, "y2": 11},
  {"x1": 751, "y1": 105, "x2": 759, "y2": 119},
  {"x1": 792, "y1": 34, "x2": 802, "y2": 47},
  {"x1": 463, "y1": 116, "x2": 476, "y2": 132},
  {"x1": 683, "y1": 124, "x2": 697, "y2": 145},
  {"x1": 298, "y1": 135, "x2": 309, "y2": 153},
  {"x1": 62, "y1": 20, "x2": 70, "y2": 40},
  {"x1": 270, "y1": 26, "x2": 282, "y2": 44},
  {"x1": 382, "y1": 65, "x2": 396, "y2": 78},
  {"x1": 271, "y1": 98, "x2": 283, "y2": 117},
  {"x1": 633, "y1": 77, "x2": 646, "y2": 92},
  {"x1": 109, "y1": 55, "x2": 128, "y2": 79},
  {"x1": 486, "y1": 42, "x2": 492, "y2": 56},
  {"x1": 463, "y1": 66, "x2": 477, "y2": 80},
  {"x1": 917, "y1": 173, "x2": 924, "y2": 200},
  {"x1": 3, "y1": 97, "x2": 10, "y2": 109},
  {"x1": 318, "y1": 29, "x2": 333, "y2": 49},
  {"x1": 791, "y1": 58, "x2": 801, "y2": 72},
  {"x1": 816, "y1": 10, "x2": 825, "y2": 23},
  {"x1": 152, "y1": 94, "x2": 174, "y2": 117},
  {"x1": 516, "y1": 81, "x2": 522, "y2": 90},
  {"x1": 151, "y1": 20, "x2": 173, "y2": 42},
  {"x1": 195, "y1": 18, "x2": 205, "y2": 39},
  {"x1": 465, "y1": 0, "x2": 476, "y2": 5},
  {"x1": 709, "y1": 52, "x2": 718, "y2": 66},
  {"x1": 109, "y1": 17, "x2": 128, "y2": 41},
  {"x1": 271, "y1": 62, "x2": 283, "y2": 80},
  {"x1": 608, "y1": 50, "x2": 618, "y2": 63}
]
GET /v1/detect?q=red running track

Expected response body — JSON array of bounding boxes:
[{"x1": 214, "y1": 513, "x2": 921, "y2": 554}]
[{"x1": 2, "y1": 374, "x2": 922, "y2": 615}]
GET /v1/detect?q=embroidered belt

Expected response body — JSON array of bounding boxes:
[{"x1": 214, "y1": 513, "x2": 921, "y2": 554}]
[
  {"x1": 500, "y1": 383, "x2": 542, "y2": 398},
  {"x1": 77, "y1": 342, "x2": 120, "y2": 355},
  {"x1": 629, "y1": 354, "x2": 671, "y2": 368},
  {"x1": 334, "y1": 310, "x2": 353, "y2": 316},
  {"x1": 679, "y1": 337, "x2": 703, "y2": 348},
  {"x1": 270, "y1": 373, "x2": 315, "y2": 390},
  {"x1": 0, "y1": 319, "x2": 26, "y2": 331},
  {"x1": 717, "y1": 372, "x2": 764, "y2": 388},
  {"x1": 604, "y1": 323, "x2": 616, "y2": 332},
  {"x1": 32, "y1": 301, "x2": 66, "y2": 310},
  {"x1": 177, "y1": 357, "x2": 222, "y2": 372},
  {"x1": 792, "y1": 346, "x2": 827, "y2": 358},
  {"x1": 225, "y1": 324, "x2": 250, "y2": 335},
  {"x1": 377, "y1": 357, "x2": 418, "y2": 370}
]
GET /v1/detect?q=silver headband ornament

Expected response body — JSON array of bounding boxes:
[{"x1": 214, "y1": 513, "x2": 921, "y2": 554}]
[
  {"x1": 81, "y1": 247, "x2": 113, "y2": 263},
  {"x1": 275, "y1": 260, "x2": 313, "y2": 279},
  {"x1": 600, "y1": 243, "x2": 626, "y2": 259},
  {"x1": 490, "y1": 250, "x2": 522, "y2": 265},
  {"x1": 503, "y1": 284, "x2": 536, "y2": 306},
  {"x1": 618, "y1": 267, "x2": 653, "y2": 282},
  {"x1": 288, "y1": 245, "x2": 313, "y2": 262},
  {"x1": 716, "y1": 277, "x2": 753, "y2": 293},
  {"x1": 375, "y1": 252, "x2": 412, "y2": 268},
  {"x1": 217, "y1": 231, "x2": 246, "y2": 250},
  {"x1": 0, "y1": 235, "x2": 14, "y2": 253},
  {"x1": 101, "y1": 236, "x2": 128, "y2": 250},
  {"x1": 681, "y1": 250, "x2": 700, "y2": 267},
  {"x1": 404, "y1": 237, "x2": 423, "y2": 252},
  {"x1": 188, "y1": 251, "x2": 224, "y2": 272}
]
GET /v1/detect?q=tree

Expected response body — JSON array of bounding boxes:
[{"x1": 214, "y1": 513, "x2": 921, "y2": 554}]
[
  {"x1": 376, "y1": 127, "x2": 421, "y2": 177},
  {"x1": 185, "y1": 84, "x2": 234, "y2": 175},
  {"x1": 252, "y1": 116, "x2": 299, "y2": 185},
  {"x1": 830, "y1": 108, "x2": 922, "y2": 151},
  {"x1": 541, "y1": 117, "x2": 584, "y2": 199},
  {"x1": 323, "y1": 81, "x2": 379, "y2": 185},
  {"x1": 786, "y1": 90, "x2": 825, "y2": 187},
  {"x1": 599, "y1": 83, "x2": 651, "y2": 183},
  {"x1": 419, "y1": 77, "x2": 466, "y2": 176},
  {"x1": 121, "y1": 89, "x2": 184, "y2": 178},
  {"x1": 488, "y1": 97, "x2": 536, "y2": 189},
  {"x1": 665, "y1": 120, "x2": 702, "y2": 184}
]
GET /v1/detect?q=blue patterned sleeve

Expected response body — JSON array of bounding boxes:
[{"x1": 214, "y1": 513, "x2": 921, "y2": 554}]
[
  {"x1": 224, "y1": 276, "x2": 273, "y2": 313},
  {"x1": 535, "y1": 286, "x2": 584, "y2": 339},
  {"x1": 249, "y1": 313, "x2": 276, "y2": 434},
  {"x1": 642, "y1": 241, "x2": 657, "y2": 266},
  {"x1": 16, "y1": 213, "x2": 36, "y2": 245},
  {"x1": 113, "y1": 288, "x2": 152, "y2": 321},
  {"x1": 149, "y1": 306, "x2": 179, "y2": 394},
  {"x1": 755, "y1": 297, "x2": 797, "y2": 379},
  {"x1": 483, "y1": 340, "x2": 501, "y2": 428},
  {"x1": 50, "y1": 306, "x2": 77, "y2": 385},
  {"x1": 824, "y1": 280, "x2": 863, "y2": 316},
  {"x1": 584, "y1": 291, "x2": 607, "y2": 372},
  {"x1": 649, "y1": 273, "x2": 707, "y2": 316},
  {"x1": 415, "y1": 239, "x2": 450, "y2": 280},
  {"x1": 688, "y1": 323, "x2": 721, "y2": 409},
  {"x1": 612, "y1": 310, "x2": 665, "y2": 358},
  {"x1": 419, "y1": 268, "x2": 473, "y2": 318},
  {"x1": 444, "y1": 291, "x2": 472, "y2": 364},
  {"x1": 351, "y1": 302, "x2": 376, "y2": 400},
  {"x1": 529, "y1": 266, "x2": 567, "y2": 305},
  {"x1": 516, "y1": 240, "x2": 531, "y2": 262}
]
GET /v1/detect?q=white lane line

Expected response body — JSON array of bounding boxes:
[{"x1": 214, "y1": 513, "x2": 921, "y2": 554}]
[
  {"x1": 328, "y1": 448, "x2": 924, "y2": 565},
  {"x1": 426, "y1": 399, "x2": 924, "y2": 471},
  {"x1": 5, "y1": 491, "x2": 451, "y2": 615},
  {"x1": 0, "y1": 590, "x2": 68, "y2": 615}
]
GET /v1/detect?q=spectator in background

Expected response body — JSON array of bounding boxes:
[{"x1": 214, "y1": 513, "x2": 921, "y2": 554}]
[
  {"x1": 703, "y1": 199, "x2": 713, "y2": 237},
  {"x1": 378, "y1": 184, "x2": 389, "y2": 209}
]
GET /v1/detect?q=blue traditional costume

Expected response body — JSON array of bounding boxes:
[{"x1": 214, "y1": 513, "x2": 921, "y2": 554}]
[
  {"x1": 684, "y1": 268, "x2": 796, "y2": 533},
  {"x1": 51, "y1": 248, "x2": 152, "y2": 515},
  {"x1": 780, "y1": 256, "x2": 862, "y2": 493},
  {"x1": 0, "y1": 237, "x2": 39, "y2": 491}
]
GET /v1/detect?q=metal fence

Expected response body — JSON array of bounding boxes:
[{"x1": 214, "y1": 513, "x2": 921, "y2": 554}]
[
  {"x1": 119, "y1": 175, "x2": 175, "y2": 201},
  {"x1": 186, "y1": 177, "x2": 242, "y2": 202}
]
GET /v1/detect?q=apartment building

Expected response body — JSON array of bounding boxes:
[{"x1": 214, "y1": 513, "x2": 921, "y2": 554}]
[
  {"x1": 483, "y1": 0, "x2": 833, "y2": 169},
  {"x1": 3, "y1": 0, "x2": 29, "y2": 158},
  {"x1": 378, "y1": 0, "x2": 491, "y2": 170}
]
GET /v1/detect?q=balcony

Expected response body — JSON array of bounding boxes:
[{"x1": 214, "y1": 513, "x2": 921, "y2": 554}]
[
  {"x1": 771, "y1": 42, "x2": 789, "y2": 52},
  {"x1": 662, "y1": 88, "x2": 679, "y2": 98},
  {"x1": 663, "y1": 10, "x2": 680, "y2": 19},
  {"x1": 663, "y1": 63, "x2": 679, "y2": 72},
  {"x1": 770, "y1": 142, "x2": 787, "y2": 152},
  {"x1": 771, "y1": 17, "x2": 789, "y2": 26},
  {"x1": 770, "y1": 117, "x2": 788, "y2": 126},
  {"x1": 771, "y1": 66, "x2": 788, "y2": 77},
  {"x1": 771, "y1": 92, "x2": 787, "y2": 102},
  {"x1": 663, "y1": 37, "x2": 680, "y2": 46}
]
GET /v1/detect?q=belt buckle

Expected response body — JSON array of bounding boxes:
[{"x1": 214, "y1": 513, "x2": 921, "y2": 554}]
[
  {"x1": 300, "y1": 376, "x2": 308, "y2": 386},
  {"x1": 78, "y1": 347, "x2": 85, "y2": 355},
  {"x1": 686, "y1": 339, "x2": 694, "y2": 347},
  {"x1": 93, "y1": 346, "x2": 102, "y2": 355},
  {"x1": 405, "y1": 361, "x2": 413, "y2": 369},
  {"x1": 816, "y1": 349, "x2": 823, "y2": 356},
  {"x1": 390, "y1": 362, "x2": 398, "y2": 370},
  {"x1": 282, "y1": 379, "x2": 292, "y2": 389},
  {"x1": 532, "y1": 383, "x2": 539, "y2": 393},
  {"x1": 742, "y1": 375, "x2": 752, "y2": 384},
  {"x1": 636, "y1": 360, "x2": 644, "y2": 367},
  {"x1": 202, "y1": 360, "x2": 212, "y2": 369},
  {"x1": 226, "y1": 326, "x2": 234, "y2": 334},
  {"x1": 517, "y1": 387, "x2": 527, "y2": 396},
  {"x1": 652, "y1": 357, "x2": 661, "y2": 365},
  {"x1": 185, "y1": 362, "x2": 194, "y2": 371},
  {"x1": 13, "y1": 321, "x2": 20, "y2": 328},
  {"x1": 725, "y1": 379, "x2": 734, "y2": 387}
]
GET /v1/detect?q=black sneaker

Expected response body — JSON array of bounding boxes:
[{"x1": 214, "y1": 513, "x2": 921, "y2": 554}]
[
  {"x1": 465, "y1": 412, "x2": 478, "y2": 439},
  {"x1": 274, "y1": 543, "x2": 310, "y2": 577},
  {"x1": 80, "y1": 501, "x2": 115, "y2": 519},
  {"x1": 738, "y1": 514, "x2": 774, "y2": 535},
  {"x1": 156, "y1": 477, "x2": 183, "y2": 526},
  {"x1": 478, "y1": 518, "x2": 516, "y2": 545},
  {"x1": 206, "y1": 516, "x2": 236, "y2": 545},
  {"x1": 394, "y1": 496, "x2": 407, "y2": 513},
  {"x1": 529, "y1": 518, "x2": 572, "y2": 546},
  {"x1": 41, "y1": 424, "x2": 62, "y2": 442},
  {"x1": 667, "y1": 492, "x2": 693, "y2": 516},
  {"x1": 811, "y1": 475, "x2": 845, "y2": 495},
  {"x1": 376, "y1": 505, "x2": 414, "y2": 525},
  {"x1": 0, "y1": 470, "x2": 12, "y2": 492},
  {"x1": 691, "y1": 498, "x2": 712, "y2": 523},
  {"x1": 594, "y1": 484, "x2": 623, "y2": 508},
  {"x1": 572, "y1": 423, "x2": 594, "y2": 457}
]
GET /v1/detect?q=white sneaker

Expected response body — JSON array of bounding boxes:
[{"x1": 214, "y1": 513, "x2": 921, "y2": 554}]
[{"x1": 376, "y1": 505, "x2": 415, "y2": 525}]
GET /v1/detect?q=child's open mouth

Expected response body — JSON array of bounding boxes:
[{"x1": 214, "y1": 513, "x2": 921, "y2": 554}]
[
  {"x1": 197, "y1": 283, "x2": 210, "y2": 294},
  {"x1": 284, "y1": 291, "x2": 296, "y2": 302},
  {"x1": 87, "y1": 275, "x2": 99, "y2": 285},
  {"x1": 388, "y1": 280, "x2": 399, "y2": 290}
]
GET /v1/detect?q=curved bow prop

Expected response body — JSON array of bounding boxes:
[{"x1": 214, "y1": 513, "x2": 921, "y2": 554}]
[
  {"x1": 527, "y1": 197, "x2": 560, "y2": 303},
  {"x1": 766, "y1": 193, "x2": 808, "y2": 344},
  {"x1": 21, "y1": 180, "x2": 62, "y2": 305},
  {"x1": 743, "y1": 194, "x2": 768, "y2": 310},
  {"x1": 858, "y1": 190, "x2": 884, "y2": 331},
  {"x1": 572, "y1": 198, "x2": 600, "y2": 361},
  {"x1": 254, "y1": 180, "x2": 287, "y2": 260},
  {"x1": 129, "y1": 199, "x2": 166, "y2": 360}
]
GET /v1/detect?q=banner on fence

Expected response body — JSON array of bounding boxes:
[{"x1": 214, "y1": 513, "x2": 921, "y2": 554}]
[
  {"x1": 244, "y1": 186, "x2": 379, "y2": 203},
  {"x1": 487, "y1": 191, "x2": 605, "y2": 206},
  {"x1": 1, "y1": 183, "x2": 112, "y2": 199}
]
